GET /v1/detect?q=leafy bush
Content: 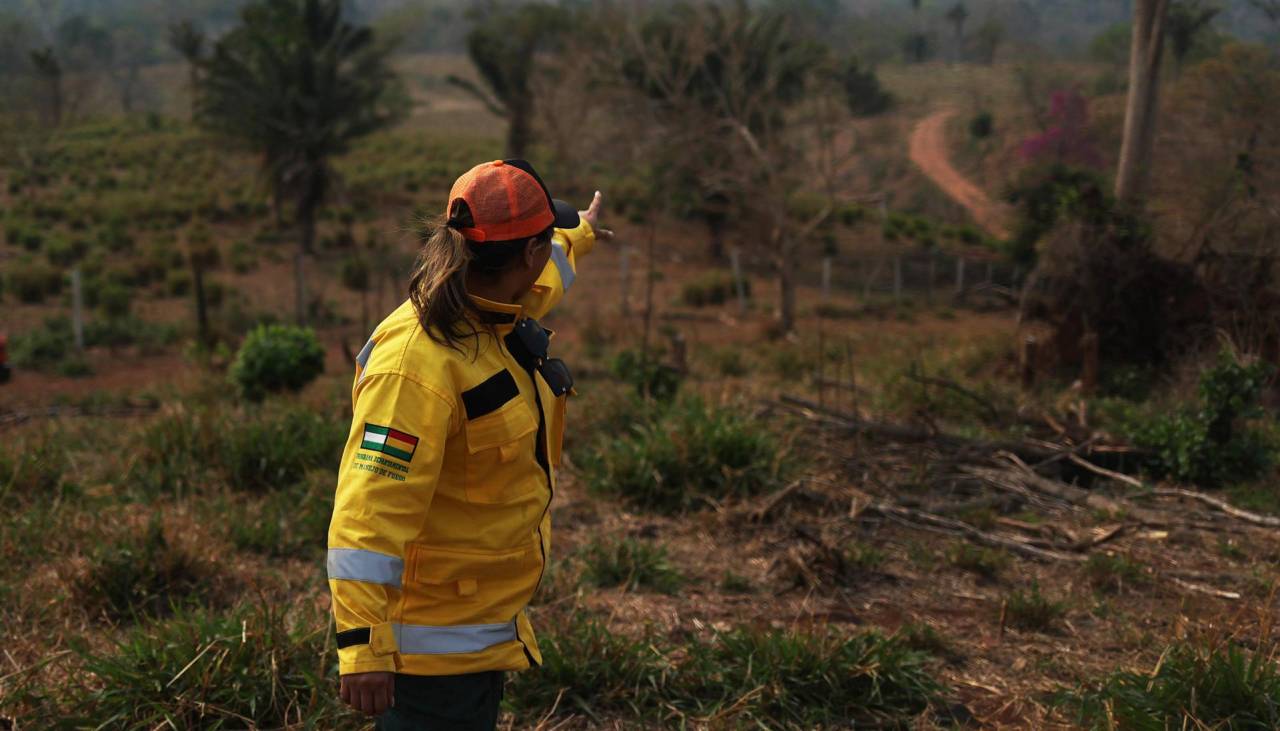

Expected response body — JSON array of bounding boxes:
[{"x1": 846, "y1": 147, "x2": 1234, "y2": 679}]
[
  {"x1": 1083, "y1": 553, "x2": 1149, "y2": 593},
  {"x1": 75, "y1": 517, "x2": 220, "y2": 622},
  {"x1": 1125, "y1": 351, "x2": 1276, "y2": 487},
  {"x1": 680, "y1": 270, "x2": 748, "y2": 307},
  {"x1": 62, "y1": 601, "x2": 346, "y2": 728},
  {"x1": 10, "y1": 317, "x2": 74, "y2": 367},
  {"x1": 227, "y1": 474, "x2": 333, "y2": 557},
  {"x1": 579, "y1": 537, "x2": 684, "y2": 594},
  {"x1": 508, "y1": 614, "x2": 940, "y2": 727},
  {"x1": 610, "y1": 348, "x2": 682, "y2": 401},
  {"x1": 969, "y1": 110, "x2": 994, "y2": 139},
  {"x1": 580, "y1": 396, "x2": 794, "y2": 514},
  {"x1": 1004, "y1": 582, "x2": 1066, "y2": 632},
  {"x1": 128, "y1": 403, "x2": 345, "y2": 495},
  {"x1": 229, "y1": 324, "x2": 326, "y2": 401},
  {"x1": 98, "y1": 282, "x2": 132, "y2": 319},
  {"x1": 1059, "y1": 642, "x2": 1280, "y2": 729},
  {"x1": 947, "y1": 543, "x2": 1009, "y2": 579},
  {"x1": 8, "y1": 259, "x2": 63, "y2": 303},
  {"x1": 0, "y1": 429, "x2": 70, "y2": 504}
]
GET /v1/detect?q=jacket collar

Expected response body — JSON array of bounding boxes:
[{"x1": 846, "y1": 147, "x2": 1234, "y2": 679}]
[{"x1": 469, "y1": 293, "x2": 522, "y2": 333}]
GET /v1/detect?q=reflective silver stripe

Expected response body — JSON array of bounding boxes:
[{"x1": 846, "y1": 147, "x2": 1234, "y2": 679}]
[
  {"x1": 356, "y1": 339, "x2": 375, "y2": 368},
  {"x1": 550, "y1": 241, "x2": 575, "y2": 292},
  {"x1": 326, "y1": 548, "x2": 403, "y2": 587},
  {"x1": 395, "y1": 620, "x2": 518, "y2": 655}
]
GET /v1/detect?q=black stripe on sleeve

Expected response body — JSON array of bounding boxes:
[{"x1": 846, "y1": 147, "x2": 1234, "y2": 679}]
[
  {"x1": 336, "y1": 627, "x2": 371, "y2": 649},
  {"x1": 461, "y1": 369, "x2": 520, "y2": 420}
]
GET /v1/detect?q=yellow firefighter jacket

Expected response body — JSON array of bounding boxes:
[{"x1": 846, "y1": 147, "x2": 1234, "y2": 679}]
[{"x1": 327, "y1": 219, "x2": 595, "y2": 677}]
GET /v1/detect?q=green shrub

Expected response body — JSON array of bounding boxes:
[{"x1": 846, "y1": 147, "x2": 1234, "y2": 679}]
[
  {"x1": 164, "y1": 268, "x2": 192, "y2": 296},
  {"x1": 1059, "y1": 642, "x2": 1280, "y2": 729},
  {"x1": 8, "y1": 259, "x2": 63, "y2": 303},
  {"x1": 229, "y1": 324, "x2": 326, "y2": 401},
  {"x1": 610, "y1": 348, "x2": 682, "y2": 401},
  {"x1": 98, "y1": 282, "x2": 132, "y2": 319},
  {"x1": 969, "y1": 110, "x2": 994, "y2": 139},
  {"x1": 10, "y1": 317, "x2": 74, "y2": 367},
  {"x1": 56, "y1": 355, "x2": 94, "y2": 378},
  {"x1": 75, "y1": 517, "x2": 220, "y2": 622},
  {"x1": 579, "y1": 537, "x2": 684, "y2": 594},
  {"x1": 678, "y1": 629, "x2": 938, "y2": 727},
  {"x1": 1084, "y1": 553, "x2": 1149, "y2": 593},
  {"x1": 0, "y1": 430, "x2": 70, "y2": 504},
  {"x1": 63, "y1": 601, "x2": 346, "y2": 728},
  {"x1": 580, "y1": 396, "x2": 794, "y2": 514},
  {"x1": 85, "y1": 317, "x2": 181, "y2": 351},
  {"x1": 228, "y1": 239, "x2": 258, "y2": 273},
  {"x1": 44, "y1": 235, "x2": 89, "y2": 267},
  {"x1": 1125, "y1": 350, "x2": 1276, "y2": 487},
  {"x1": 947, "y1": 542, "x2": 1009, "y2": 579},
  {"x1": 129, "y1": 403, "x2": 345, "y2": 495},
  {"x1": 681, "y1": 270, "x2": 748, "y2": 307},
  {"x1": 220, "y1": 407, "x2": 345, "y2": 491},
  {"x1": 507, "y1": 614, "x2": 940, "y2": 727},
  {"x1": 709, "y1": 346, "x2": 749, "y2": 377},
  {"x1": 1005, "y1": 582, "x2": 1066, "y2": 632},
  {"x1": 227, "y1": 474, "x2": 333, "y2": 557}
]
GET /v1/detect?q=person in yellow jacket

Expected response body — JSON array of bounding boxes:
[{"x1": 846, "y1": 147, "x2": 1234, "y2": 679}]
[{"x1": 326, "y1": 159, "x2": 610, "y2": 729}]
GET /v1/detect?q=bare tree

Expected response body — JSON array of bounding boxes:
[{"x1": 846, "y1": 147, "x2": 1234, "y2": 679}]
[
  {"x1": 945, "y1": 2, "x2": 969, "y2": 61},
  {"x1": 1115, "y1": 0, "x2": 1172, "y2": 207},
  {"x1": 168, "y1": 20, "x2": 205, "y2": 121}
]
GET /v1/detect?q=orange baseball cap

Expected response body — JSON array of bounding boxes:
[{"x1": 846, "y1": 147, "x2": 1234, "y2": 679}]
[{"x1": 446, "y1": 159, "x2": 579, "y2": 243}]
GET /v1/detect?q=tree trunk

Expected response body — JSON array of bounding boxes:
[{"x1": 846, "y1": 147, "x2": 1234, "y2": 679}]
[
  {"x1": 194, "y1": 266, "x2": 213, "y2": 347},
  {"x1": 1114, "y1": 0, "x2": 1171, "y2": 206},
  {"x1": 775, "y1": 225, "x2": 796, "y2": 335},
  {"x1": 507, "y1": 101, "x2": 531, "y2": 159},
  {"x1": 707, "y1": 215, "x2": 725, "y2": 261},
  {"x1": 296, "y1": 206, "x2": 315, "y2": 325}
]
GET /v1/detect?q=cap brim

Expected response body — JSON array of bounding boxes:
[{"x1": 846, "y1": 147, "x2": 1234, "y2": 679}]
[{"x1": 551, "y1": 199, "x2": 580, "y2": 230}]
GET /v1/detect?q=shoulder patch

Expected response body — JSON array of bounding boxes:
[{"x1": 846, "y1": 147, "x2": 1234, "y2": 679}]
[{"x1": 361, "y1": 423, "x2": 419, "y2": 462}]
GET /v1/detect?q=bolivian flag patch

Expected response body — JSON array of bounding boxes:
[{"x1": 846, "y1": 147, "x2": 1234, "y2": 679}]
[{"x1": 361, "y1": 423, "x2": 419, "y2": 462}]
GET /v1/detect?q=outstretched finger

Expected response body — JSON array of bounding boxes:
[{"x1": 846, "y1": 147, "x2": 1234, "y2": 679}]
[{"x1": 585, "y1": 190, "x2": 603, "y2": 219}]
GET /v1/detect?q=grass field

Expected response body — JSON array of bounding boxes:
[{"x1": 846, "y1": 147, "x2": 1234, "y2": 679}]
[{"x1": 3, "y1": 52, "x2": 1280, "y2": 730}]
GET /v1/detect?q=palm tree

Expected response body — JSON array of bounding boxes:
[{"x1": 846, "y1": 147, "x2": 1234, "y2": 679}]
[
  {"x1": 197, "y1": 0, "x2": 405, "y2": 324},
  {"x1": 945, "y1": 2, "x2": 969, "y2": 60},
  {"x1": 448, "y1": 3, "x2": 567, "y2": 159},
  {"x1": 168, "y1": 20, "x2": 205, "y2": 121}
]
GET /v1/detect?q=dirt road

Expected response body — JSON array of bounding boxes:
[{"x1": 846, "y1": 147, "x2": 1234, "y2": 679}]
[{"x1": 908, "y1": 108, "x2": 1011, "y2": 239}]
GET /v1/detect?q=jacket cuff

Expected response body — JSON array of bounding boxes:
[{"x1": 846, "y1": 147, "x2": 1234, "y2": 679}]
[
  {"x1": 558, "y1": 219, "x2": 596, "y2": 258},
  {"x1": 336, "y1": 622, "x2": 399, "y2": 674}
]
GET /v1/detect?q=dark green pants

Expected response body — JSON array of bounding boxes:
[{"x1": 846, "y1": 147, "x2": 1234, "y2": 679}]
[{"x1": 374, "y1": 671, "x2": 504, "y2": 731}]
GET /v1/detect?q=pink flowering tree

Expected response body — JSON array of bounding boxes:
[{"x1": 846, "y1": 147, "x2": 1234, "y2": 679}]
[{"x1": 1019, "y1": 89, "x2": 1104, "y2": 169}]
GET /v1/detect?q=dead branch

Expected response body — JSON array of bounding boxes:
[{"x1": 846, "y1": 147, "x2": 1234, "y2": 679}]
[
  {"x1": 1147, "y1": 487, "x2": 1280, "y2": 529},
  {"x1": 902, "y1": 369, "x2": 1000, "y2": 422},
  {"x1": 867, "y1": 502, "x2": 1087, "y2": 563}
]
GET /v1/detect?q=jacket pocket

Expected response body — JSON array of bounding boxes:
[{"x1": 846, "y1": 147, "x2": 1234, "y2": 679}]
[
  {"x1": 463, "y1": 398, "x2": 539, "y2": 504},
  {"x1": 403, "y1": 542, "x2": 541, "y2": 624}
]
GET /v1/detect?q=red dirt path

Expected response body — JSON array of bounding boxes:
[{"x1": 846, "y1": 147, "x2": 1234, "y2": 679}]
[{"x1": 909, "y1": 108, "x2": 1011, "y2": 239}]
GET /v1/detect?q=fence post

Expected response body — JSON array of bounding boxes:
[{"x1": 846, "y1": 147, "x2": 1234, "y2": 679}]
[
  {"x1": 71, "y1": 267, "x2": 85, "y2": 352},
  {"x1": 985, "y1": 260, "x2": 993, "y2": 284},
  {"x1": 955, "y1": 257, "x2": 966, "y2": 295},
  {"x1": 730, "y1": 247, "x2": 747, "y2": 314},
  {"x1": 893, "y1": 256, "x2": 902, "y2": 303}
]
